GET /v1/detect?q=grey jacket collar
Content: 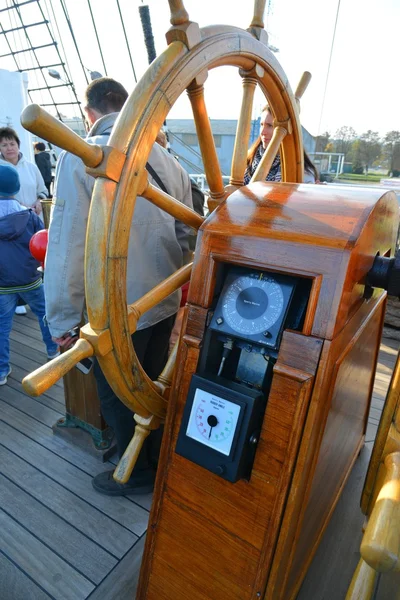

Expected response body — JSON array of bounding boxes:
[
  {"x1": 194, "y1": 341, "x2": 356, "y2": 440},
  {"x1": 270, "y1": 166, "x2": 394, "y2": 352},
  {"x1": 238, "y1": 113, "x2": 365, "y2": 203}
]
[{"x1": 87, "y1": 112, "x2": 119, "y2": 139}]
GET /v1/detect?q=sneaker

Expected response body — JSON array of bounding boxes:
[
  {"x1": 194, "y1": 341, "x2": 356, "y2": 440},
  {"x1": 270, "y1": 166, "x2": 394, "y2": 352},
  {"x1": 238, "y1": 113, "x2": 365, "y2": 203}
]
[
  {"x1": 15, "y1": 305, "x2": 27, "y2": 315},
  {"x1": 47, "y1": 349, "x2": 60, "y2": 360},
  {"x1": 0, "y1": 367, "x2": 12, "y2": 386},
  {"x1": 92, "y1": 469, "x2": 155, "y2": 496}
]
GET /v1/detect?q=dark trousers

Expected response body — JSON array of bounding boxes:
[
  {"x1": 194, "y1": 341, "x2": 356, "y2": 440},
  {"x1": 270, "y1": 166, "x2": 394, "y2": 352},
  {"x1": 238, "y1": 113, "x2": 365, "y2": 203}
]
[
  {"x1": 45, "y1": 180, "x2": 52, "y2": 198},
  {"x1": 93, "y1": 314, "x2": 175, "y2": 473}
]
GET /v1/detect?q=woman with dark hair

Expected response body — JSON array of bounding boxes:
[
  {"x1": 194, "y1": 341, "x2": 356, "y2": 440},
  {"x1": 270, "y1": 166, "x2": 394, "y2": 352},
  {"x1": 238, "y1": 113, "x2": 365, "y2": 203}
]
[
  {"x1": 244, "y1": 105, "x2": 318, "y2": 184},
  {"x1": 0, "y1": 127, "x2": 48, "y2": 213}
]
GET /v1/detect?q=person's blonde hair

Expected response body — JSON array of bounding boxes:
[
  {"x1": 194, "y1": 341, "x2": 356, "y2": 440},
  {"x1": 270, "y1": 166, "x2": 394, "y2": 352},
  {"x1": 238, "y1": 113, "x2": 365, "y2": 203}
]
[
  {"x1": 246, "y1": 104, "x2": 319, "y2": 180},
  {"x1": 246, "y1": 104, "x2": 269, "y2": 167}
]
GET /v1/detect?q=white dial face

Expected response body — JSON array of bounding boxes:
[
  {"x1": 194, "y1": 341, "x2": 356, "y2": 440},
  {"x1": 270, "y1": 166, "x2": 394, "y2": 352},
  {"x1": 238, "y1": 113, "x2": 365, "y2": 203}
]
[
  {"x1": 222, "y1": 274, "x2": 284, "y2": 336},
  {"x1": 186, "y1": 388, "x2": 241, "y2": 456}
]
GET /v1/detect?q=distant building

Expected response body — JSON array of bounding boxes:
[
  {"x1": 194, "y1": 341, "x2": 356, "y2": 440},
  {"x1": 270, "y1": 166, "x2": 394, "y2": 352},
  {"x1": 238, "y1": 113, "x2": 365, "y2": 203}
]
[
  {"x1": 166, "y1": 118, "x2": 316, "y2": 177},
  {"x1": 0, "y1": 69, "x2": 33, "y2": 161},
  {"x1": 62, "y1": 116, "x2": 86, "y2": 137}
]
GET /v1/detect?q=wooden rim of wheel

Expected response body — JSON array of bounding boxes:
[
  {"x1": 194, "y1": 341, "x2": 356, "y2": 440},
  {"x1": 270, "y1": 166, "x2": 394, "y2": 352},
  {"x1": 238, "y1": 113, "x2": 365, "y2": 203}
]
[
  {"x1": 86, "y1": 24, "x2": 304, "y2": 420},
  {"x1": 361, "y1": 349, "x2": 400, "y2": 514}
]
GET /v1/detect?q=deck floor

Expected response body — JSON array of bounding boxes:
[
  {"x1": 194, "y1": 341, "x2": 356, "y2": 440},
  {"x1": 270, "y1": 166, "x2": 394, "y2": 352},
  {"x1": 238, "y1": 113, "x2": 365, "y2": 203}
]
[{"x1": 0, "y1": 309, "x2": 398, "y2": 599}]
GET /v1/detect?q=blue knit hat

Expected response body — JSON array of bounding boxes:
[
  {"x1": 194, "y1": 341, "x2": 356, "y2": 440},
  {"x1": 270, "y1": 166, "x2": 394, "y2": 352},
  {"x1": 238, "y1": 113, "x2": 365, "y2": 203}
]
[{"x1": 0, "y1": 164, "x2": 20, "y2": 198}]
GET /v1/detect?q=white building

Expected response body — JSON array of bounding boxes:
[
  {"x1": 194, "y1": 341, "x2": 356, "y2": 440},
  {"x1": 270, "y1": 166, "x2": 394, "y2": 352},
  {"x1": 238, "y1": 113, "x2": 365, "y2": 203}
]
[{"x1": 0, "y1": 69, "x2": 33, "y2": 162}]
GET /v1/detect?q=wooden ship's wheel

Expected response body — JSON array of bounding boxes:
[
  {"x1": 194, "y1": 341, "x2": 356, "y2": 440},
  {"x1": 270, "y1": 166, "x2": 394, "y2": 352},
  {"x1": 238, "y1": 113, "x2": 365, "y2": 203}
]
[
  {"x1": 21, "y1": 1, "x2": 400, "y2": 599},
  {"x1": 22, "y1": 0, "x2": 306, "y2": 481},
  {"x1": 346, "y1": 256, "x2": 400, "y2": 599}
]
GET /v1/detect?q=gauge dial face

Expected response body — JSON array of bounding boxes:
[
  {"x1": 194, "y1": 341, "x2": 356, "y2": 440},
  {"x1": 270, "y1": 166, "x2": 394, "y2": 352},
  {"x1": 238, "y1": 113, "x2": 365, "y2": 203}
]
[
  {"x1": 186, "y1": 388, "x2": 241, "y2": 456},
  {"x1": 222, "y1": 273, "x2": 284, "y2": 336}
]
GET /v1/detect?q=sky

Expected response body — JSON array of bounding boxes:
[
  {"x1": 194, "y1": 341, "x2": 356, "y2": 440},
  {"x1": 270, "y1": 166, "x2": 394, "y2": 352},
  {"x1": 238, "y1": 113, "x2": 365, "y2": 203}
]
[{"x1": 0, "y1": 0, "x2": 399, "y2": 138}]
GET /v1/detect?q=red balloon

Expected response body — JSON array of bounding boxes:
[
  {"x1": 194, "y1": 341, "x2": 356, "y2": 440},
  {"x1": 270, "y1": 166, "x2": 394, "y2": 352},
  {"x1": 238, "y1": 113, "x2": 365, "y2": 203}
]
[{"x1": 29, "y1": 229, "x2": 48, "y2": 264}]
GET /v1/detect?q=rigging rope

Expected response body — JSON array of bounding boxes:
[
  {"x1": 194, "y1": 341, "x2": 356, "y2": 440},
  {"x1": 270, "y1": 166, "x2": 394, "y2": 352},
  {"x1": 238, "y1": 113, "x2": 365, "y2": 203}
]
[
  {"x1": 41, "y1": 0, "x2": 84, "y2": 121},
  {"x1": 317, "y1": 0, "x2": 341, "y2": 136},
  {"x1": 115, "y1": 0, "x2": 137, "y2": 83},
  {"x1": 86, "y1": 0, "x2": 108, "y2": 76},
  {"x1": 59, "y1": 0, "x2": 89, "y2": 85}
]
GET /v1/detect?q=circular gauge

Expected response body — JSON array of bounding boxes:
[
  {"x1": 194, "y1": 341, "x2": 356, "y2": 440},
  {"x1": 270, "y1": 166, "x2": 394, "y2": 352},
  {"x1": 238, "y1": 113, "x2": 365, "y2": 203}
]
[
  {"x1": 222, "y1": 273, "x2": 284, "y2": 336},
  {"x1": 195, "y1": 403, "x2": 234, "y2": 443}
]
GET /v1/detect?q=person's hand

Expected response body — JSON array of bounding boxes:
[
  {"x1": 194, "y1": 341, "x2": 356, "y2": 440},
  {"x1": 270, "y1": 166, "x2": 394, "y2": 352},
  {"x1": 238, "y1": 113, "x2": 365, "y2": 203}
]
[
  {"x1": 34, "y1": 200, "x2": 42, "y2": 215},
  {"x1": 52, "y1": 330, "x2": 79, "y2": 350}
]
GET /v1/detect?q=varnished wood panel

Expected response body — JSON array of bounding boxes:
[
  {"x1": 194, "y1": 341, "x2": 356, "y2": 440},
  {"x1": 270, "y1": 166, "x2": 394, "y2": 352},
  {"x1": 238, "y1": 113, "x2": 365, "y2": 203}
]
[
  {"x1": 63, "y1": 363, "x2": 105, "y2": 430},
  {"x1": 138, "y1": 334, "x2": 322, "y2": 599},
  {"x1": 139, "y1": 184, "x2": 396, "y2": 599},
  {"x1": 267, "y1": 295, "x2": 386, "y2": 598}
]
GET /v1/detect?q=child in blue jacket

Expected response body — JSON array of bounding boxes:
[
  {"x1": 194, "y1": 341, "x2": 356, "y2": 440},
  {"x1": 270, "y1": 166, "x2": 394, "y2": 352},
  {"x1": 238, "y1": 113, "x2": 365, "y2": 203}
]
[{"x1": 0, "y1": 164, "x2": 58, "y2": 385}]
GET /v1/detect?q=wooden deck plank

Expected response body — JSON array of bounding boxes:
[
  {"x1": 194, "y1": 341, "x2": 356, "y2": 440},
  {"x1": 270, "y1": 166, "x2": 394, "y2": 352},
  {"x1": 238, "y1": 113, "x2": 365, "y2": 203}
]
[
  {"x1": 0, "y1": 474, "x2": 117, "y2": 584},
  {"x1": 0, "y1": 550, "x2": 52, "y2": 600},
  {"x1": 7, "y1": 348, "x2": 63, "y2": 390},
  {"x1": 10, "y1": 328, "x2": 49, "y2": 356},
  {"x1": 0, "y1": 444, "x2": 136, "y2": 559},
  {"x1": 0, "y1": 399, "x2": 108, "y2": 477},
  {"x1": 1, "y1": 382, "x2": 64, "y2": 427},
  {"x1": 0, "y1": 508, "x2": 95, "y2": 599},
  {"x1": 13, "y1": 311, "x2": 41, "y2": 331},
  {"x1": 5, "y1": 377, "x2": 64, "y2": 416},
  {"x1": 11, "y1": 316, "x2": 43, "y2": 336},
  {"x1": 87, "y1": 536, "x2": 146, "y2": 600},
  {"x1": 9, "y1": 337, "x2": 49, "y2": 365},
  {"x1": 7, "y1": 364, "x2": 65, "y2": 406},
  {"x1": 0, "y1": 420, "x2": 150, "y2": 536}
]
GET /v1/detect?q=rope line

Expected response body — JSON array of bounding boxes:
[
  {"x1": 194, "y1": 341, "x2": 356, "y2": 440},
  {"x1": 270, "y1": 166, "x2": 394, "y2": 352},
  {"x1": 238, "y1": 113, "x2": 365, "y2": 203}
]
[{"x1": 317, "y1": 0, "x2": 341, "y2": 136}]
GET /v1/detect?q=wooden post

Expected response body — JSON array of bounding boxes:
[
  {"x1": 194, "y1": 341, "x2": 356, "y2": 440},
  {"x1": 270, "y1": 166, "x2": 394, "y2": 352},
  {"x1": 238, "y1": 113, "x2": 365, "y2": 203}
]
[{"x1": 53, "y1": 343, "x2": 115, "y2": 460}]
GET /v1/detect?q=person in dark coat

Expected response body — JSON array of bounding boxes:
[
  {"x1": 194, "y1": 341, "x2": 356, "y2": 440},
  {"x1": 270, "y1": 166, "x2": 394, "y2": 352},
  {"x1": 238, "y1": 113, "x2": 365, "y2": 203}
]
[
  {"x1": 0, "y1": 164, "x2": 58, "y2": 385},
  {"x1": 34, "y1": 142, "x2": 53, "y2": 198}
]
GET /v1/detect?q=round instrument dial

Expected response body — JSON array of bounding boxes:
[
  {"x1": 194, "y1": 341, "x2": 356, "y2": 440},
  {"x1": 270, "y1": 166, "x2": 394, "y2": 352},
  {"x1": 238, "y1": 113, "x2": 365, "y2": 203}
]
[
  {"x1": 222, "y1": 273, "x2": 284, "y2": 336},
  {"x1": 195, "y1": 403, "x2": 234, "y2": 443}
]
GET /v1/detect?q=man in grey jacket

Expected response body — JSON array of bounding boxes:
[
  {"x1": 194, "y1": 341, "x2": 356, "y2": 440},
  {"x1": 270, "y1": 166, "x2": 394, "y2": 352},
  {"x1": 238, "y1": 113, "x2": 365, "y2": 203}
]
[{"x1": 45, "y1": 78, "x2": 193, "y2": 496}]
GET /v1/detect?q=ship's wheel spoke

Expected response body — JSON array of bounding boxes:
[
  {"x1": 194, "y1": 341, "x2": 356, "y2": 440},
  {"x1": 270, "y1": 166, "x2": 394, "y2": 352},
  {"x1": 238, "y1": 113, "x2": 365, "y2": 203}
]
[
  {"x1": 230, "y1": 71, "x2": 258, "y2": 186},
  {"x1": 127, "y1": 263, "x2": 192, "y2": 333},
  {"x1": 140, "y1": 176, "x2": 204, "y2": 230},
  {"x1": 187, "y1": 82, "x2": 225, "y2": 203},
  {"x1": 251, "y1": 124, "x2": 288, "y2": 183}
]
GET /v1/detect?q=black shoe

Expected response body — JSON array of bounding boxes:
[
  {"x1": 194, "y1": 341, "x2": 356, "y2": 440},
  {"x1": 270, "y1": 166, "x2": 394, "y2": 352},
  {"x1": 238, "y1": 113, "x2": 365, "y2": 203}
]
[{"x1": 92, "y1": 469, "x2": 155, "y2": 496}]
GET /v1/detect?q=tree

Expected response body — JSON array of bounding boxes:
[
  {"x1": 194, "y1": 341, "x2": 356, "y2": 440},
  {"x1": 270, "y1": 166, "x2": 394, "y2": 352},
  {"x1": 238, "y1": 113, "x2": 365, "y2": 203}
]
[
  {"x1": 333, "y1": 126, "x2": 357, "y2": 160},
  {"x1": 315, "y1": 131, "x2": 331, "y2": 152},
  {"x1": 383, "y1": 131, "x2": 400, "y2": 176},
  {"x1": 358, "y1": 130, "x2": 381, "y2": 173},
  {"x1": 348, "y1": 140, "x2": 363, "y2": 174}
]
